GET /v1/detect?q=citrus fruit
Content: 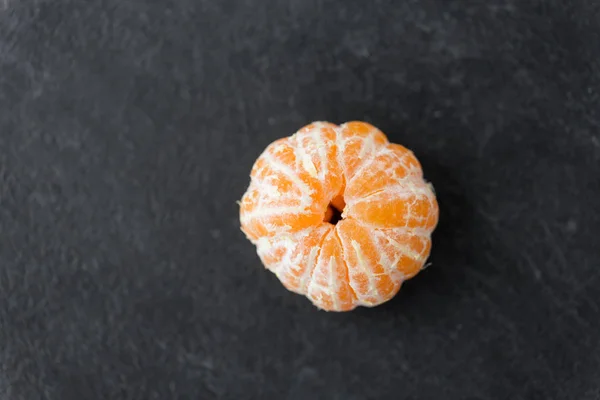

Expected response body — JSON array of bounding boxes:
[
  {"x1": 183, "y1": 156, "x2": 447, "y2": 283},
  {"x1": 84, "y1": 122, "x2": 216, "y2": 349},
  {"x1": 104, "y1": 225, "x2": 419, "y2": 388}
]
[{"x1": 239, "y1": 121, "x2": 439, "y2": 311}]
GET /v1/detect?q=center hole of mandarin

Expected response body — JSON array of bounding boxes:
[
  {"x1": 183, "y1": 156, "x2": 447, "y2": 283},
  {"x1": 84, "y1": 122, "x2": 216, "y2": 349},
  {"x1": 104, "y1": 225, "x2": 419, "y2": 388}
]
[{"x1": 324, "y1": 195, "x2": 346, "y2": 225}]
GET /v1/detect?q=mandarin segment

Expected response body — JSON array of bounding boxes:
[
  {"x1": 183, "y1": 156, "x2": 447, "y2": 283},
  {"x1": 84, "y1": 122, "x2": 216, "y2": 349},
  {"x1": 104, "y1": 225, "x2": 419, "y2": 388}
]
[
  {"x1": 389, "y1": 143, "x2": 423, "y2": 176},
  {"x1": 344, "y1": 145, "x2": 421, "y2": 201},
  {"x1": 370, "y1": 228, "x2": 432, "y2": 279},
  {"x1": 337, "y1": 121, "x2": 388, "y2": 181},
  {"x1": 336, "y1": 219, "x2": 402, "y2": 306},
  {"x1": 239, "y1": 182, "x2": 323, "y2": 241},
  {"x1": 306, "y1": 229, "x2": 357, "y2": 311},
  {"x1": 255, "y1": 224, "x2": 332, "y2": 294},
  {"x1": 292, "y1": 122, "x2": 345, "y2": 204},
  {"x1": 344, "y1": 180, "x2": 437, "y2": 230},
  {"x1": 251, "y1": 137, "x2": 320, "y2": 208},
  {"x1": 239, "y1": 121, "x2": 438, "y2": 311}
]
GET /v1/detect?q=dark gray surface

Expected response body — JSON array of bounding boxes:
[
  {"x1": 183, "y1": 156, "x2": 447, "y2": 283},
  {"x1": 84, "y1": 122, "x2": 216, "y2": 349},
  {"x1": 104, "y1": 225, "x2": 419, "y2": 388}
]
[{"x1": 1, "y1": 1, "x2": 600, "y2": 399}]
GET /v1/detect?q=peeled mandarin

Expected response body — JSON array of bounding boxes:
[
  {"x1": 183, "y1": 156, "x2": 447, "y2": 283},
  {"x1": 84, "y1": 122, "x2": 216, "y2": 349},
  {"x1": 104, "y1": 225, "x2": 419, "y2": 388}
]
[{"x1": 239, "y1": 121, "x2": 439, "y2": 311}]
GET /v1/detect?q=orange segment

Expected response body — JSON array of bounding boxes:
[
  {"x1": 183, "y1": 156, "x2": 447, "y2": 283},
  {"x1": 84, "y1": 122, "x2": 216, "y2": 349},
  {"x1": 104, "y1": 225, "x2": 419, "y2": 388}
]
[
  {"x1": 345, "y1": 181, "x2": 438, "y2": 230},
  {"x1": 389, "y1": 143, "x2": 423, "y2": 175},
  {"x1": 306, "y1": 228, "x2": 357, "y2": 311},
  {"x1": 256, "y1": 224, "x2": 332, "y2": 293},
  {"x1": 239, "y1": 182, "x2": 324, "y2": 240},
  {"x1": 336, "y1": 219, "x2": 401, "y2": 306},
  {"x1": 297, "y1": 121, "x2": 338, "y2": 134},
  {"x1": 337, "y1": 121, "x2": 388, "y2": 181},
  {"x1": 370, "y1": 228, "x2": 432, "y2": 279},
  {"x1": 293, "y1": 122, "x2": 345, "y2": 204},
  {"x1": 251, "y1": 137, "x2": 323, "y2": 206},
  {"x1": 344, "y1": 145, "x2": 421, "y2": 201}
]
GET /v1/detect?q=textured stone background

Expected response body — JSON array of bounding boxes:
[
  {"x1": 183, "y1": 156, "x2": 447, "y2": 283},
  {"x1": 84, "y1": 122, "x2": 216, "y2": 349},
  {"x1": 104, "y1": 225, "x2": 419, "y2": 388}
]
[{"x1": 1, "y1": 1, "x2": 599, "y2": 399}]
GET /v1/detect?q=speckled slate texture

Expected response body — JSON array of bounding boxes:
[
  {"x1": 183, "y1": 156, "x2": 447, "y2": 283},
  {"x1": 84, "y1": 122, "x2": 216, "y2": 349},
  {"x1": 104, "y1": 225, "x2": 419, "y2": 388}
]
[{"x1": 1, "y1": 1, "x2": 599, "y2": 399}]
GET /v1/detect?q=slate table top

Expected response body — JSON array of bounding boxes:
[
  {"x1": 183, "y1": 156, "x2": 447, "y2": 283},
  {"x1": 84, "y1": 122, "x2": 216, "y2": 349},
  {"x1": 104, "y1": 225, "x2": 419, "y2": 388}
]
[{"x1": 1, "y1": 1, "x2": 599, "y2": 399}]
